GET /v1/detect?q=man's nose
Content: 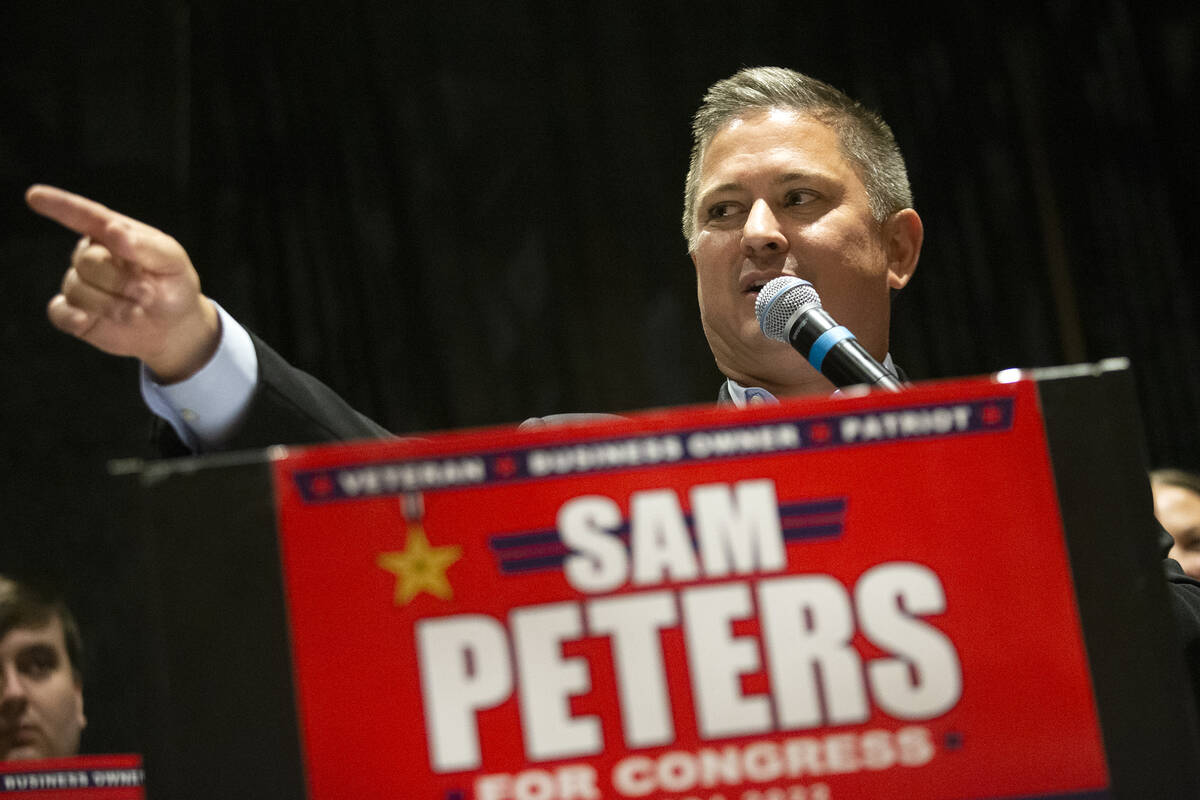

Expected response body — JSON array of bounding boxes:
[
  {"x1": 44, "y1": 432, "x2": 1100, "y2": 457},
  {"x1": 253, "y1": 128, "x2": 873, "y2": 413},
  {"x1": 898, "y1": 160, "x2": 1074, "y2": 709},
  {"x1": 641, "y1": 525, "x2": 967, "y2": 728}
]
[
  {"x1": 0, "y1": 663, "x2": 28, "y2": 713},
  {"x1": 742, "y1": 199, "x2": 787, "y2": 255}
]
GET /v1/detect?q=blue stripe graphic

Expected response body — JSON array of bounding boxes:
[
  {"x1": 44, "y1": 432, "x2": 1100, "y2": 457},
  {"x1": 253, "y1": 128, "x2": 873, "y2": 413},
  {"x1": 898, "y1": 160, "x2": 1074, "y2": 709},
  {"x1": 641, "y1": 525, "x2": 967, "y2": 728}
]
[
  {"x1": 489, "y1": 498, "x2": 848, "y2": 575},
  {"x1": 293, "y1": 397, "x2": 1016, "y2": 503}
]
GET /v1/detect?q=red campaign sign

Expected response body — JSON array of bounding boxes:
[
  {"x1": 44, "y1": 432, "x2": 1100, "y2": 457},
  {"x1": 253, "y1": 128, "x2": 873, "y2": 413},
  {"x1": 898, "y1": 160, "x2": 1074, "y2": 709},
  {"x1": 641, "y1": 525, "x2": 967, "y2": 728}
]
[
  {"x1": 0, "y1": 754, "x2": 143, "y2": 798},
  {"x1": 272, "y1": 376, "x2": 1109, "y2": 800}
]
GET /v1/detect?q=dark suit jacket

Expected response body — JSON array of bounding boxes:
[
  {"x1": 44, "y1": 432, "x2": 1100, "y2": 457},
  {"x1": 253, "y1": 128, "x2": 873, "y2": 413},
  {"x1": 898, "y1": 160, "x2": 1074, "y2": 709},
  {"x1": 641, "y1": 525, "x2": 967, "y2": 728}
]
[{"x1": 156, "y1": 332, "x2": 390, "y2": 456}]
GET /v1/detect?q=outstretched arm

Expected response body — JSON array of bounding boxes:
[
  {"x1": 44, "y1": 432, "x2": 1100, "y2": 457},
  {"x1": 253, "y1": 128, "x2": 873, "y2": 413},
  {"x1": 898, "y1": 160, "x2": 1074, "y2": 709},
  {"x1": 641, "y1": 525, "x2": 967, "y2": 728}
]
[
  {"x1": 27, "y1": 184, "x2": 220, "y2": 383},
  {"x1": 29, "y1": 184, "x2": 392, "y2": 451}
]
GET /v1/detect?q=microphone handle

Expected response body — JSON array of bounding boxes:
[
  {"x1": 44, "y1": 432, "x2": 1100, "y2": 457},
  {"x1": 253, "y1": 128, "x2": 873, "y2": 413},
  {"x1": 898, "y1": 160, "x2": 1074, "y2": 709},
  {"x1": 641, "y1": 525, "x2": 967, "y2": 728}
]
[{"x1": 787, "y1": 306, "x2": 902, "y2": 392}]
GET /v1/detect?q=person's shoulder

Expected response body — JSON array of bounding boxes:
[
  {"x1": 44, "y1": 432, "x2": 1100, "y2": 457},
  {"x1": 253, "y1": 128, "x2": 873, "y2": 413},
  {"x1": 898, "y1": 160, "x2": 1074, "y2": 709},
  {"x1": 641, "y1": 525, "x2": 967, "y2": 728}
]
[
  {"x1": 1164, "y1": 558, "x2": 1200, "y2": 640},
  {"x1": 1168, "y1": 563, "x2": 1200, "y2": 592}
]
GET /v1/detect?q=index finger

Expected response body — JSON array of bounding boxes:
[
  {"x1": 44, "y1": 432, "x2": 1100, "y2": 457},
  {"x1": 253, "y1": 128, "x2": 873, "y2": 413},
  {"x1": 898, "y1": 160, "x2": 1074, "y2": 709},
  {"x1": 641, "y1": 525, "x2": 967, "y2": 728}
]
[
  {"x1": 25, "y1": 184, "x2": 133, "y2": 240},
  {"x1": 26, "y1": 184, "x2": 175, "y2": 268}
]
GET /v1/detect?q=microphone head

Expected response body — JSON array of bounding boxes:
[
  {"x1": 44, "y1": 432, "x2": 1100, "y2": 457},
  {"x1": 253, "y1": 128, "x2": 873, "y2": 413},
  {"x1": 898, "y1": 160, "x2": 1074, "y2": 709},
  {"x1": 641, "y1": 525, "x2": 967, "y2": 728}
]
[{"x1": 755, "y1": 276, "x2": 821, "y2": 342}]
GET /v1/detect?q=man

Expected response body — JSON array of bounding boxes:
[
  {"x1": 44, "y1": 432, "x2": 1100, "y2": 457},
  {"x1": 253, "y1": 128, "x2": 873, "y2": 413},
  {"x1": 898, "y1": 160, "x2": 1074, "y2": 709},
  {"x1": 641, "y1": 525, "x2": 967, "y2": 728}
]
[
  {"x1": 25, "y1": 67, "x2": 920, "y2": 448},
  {"x1": 1153, "y1": 469, "x2": 1200, "y2": 580},
  {"x1": 0, "y1": 575, "x2": 87, "y2": 761}
]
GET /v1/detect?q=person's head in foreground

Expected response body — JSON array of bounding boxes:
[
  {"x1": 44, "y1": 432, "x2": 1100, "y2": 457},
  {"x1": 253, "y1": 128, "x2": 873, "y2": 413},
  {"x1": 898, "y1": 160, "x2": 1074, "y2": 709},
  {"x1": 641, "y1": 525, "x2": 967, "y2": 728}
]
[
  {"x1": 0, "y1": 575, "x2": 86, "y2": 760},
  {"x1": 1152, "y1": 469, "x2": 1200, "y2": 580}
]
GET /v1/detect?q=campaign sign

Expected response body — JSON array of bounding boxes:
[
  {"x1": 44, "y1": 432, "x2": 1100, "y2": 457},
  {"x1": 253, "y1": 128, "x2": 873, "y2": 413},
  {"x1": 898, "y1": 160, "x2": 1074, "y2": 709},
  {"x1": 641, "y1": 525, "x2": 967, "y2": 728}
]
[
  {"x1": 0, "y1": 755, "x2": 143, "y2": 798},
  {"x1": 272, "y1": 376, "x2": 1109, "y2": 799}
]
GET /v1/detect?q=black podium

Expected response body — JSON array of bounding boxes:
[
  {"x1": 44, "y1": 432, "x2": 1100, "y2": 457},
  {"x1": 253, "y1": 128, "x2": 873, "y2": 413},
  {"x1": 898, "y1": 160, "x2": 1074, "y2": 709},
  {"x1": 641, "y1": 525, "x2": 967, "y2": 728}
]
[{"x1": 122, "y1": 361, "x2": 1200, "y2": 799}]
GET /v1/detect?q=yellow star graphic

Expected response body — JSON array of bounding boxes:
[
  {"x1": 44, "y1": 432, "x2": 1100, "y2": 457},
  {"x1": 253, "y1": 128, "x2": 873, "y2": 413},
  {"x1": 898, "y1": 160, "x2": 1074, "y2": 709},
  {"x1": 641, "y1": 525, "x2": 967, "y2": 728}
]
[{"x1": 376, "y1": 525, "x2": 462, "y2": 605}]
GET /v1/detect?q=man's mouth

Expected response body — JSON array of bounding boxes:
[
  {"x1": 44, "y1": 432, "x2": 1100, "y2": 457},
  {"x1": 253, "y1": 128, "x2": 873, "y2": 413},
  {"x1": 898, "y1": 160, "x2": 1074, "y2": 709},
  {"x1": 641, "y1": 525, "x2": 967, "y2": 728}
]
[{"x1": 744, "y1": 278, "x2": 769, "y2": 297}]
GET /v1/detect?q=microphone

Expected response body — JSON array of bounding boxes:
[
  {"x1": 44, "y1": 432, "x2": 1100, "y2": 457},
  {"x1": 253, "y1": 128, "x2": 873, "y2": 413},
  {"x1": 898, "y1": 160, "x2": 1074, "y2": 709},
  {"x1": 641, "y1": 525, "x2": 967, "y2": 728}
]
[{"x1": 755, "y1": 276, "x2": 902, "y2": 393}]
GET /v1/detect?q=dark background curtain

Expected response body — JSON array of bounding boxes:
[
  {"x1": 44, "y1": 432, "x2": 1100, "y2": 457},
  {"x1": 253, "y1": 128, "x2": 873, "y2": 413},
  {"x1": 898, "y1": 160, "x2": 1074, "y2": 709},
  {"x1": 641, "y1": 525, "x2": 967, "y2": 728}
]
[{"x1": 1, "y1": 0, "x2": 1197, "y2": 755}]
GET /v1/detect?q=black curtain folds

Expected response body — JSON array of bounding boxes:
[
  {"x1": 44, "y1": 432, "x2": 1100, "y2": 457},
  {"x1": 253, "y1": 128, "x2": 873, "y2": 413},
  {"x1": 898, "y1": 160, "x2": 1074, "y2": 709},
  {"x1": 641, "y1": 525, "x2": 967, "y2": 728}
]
[{"x1": 2, "y1": 0, "x2": 1198, "y2": 754}]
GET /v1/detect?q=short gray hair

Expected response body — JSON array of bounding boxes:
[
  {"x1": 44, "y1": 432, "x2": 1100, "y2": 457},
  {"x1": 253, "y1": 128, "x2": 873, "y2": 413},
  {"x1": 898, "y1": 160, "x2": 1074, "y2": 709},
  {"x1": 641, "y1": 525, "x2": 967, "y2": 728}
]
[{"x1": 683, "y1": 66, "x2": 913, "y2": 249}]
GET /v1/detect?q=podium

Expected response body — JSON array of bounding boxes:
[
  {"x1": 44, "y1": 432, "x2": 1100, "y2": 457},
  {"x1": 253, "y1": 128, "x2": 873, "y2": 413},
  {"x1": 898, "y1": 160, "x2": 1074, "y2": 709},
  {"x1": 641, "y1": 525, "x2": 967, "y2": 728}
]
[{"x1": 125, "y1": 361, "x2": 1200, "y2": 798}]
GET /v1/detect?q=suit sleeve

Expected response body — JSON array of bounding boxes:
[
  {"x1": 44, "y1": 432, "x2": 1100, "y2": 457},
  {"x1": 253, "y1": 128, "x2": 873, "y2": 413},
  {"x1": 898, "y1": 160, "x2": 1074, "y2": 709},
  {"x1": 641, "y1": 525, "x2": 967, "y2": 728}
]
[{"x1": 155, "y1": 331, "x2": 391, "y2": 455}]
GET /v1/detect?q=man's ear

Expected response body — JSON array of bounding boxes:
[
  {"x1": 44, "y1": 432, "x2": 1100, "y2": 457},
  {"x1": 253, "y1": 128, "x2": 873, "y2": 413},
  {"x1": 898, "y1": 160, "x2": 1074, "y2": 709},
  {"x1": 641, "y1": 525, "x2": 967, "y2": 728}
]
[{"x1": 884, "y1": 208, "x2": 923, "y2": 290}]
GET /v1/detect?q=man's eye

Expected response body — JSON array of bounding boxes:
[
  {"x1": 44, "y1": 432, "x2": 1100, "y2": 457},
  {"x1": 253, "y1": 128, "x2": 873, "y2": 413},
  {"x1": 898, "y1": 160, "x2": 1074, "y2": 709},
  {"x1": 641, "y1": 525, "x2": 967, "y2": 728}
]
[
  {"x1": 18, "y1": 648, "x2": 58, "y2": 679},
  {"x1": 706, "y1": 202, "x2": 739, "y2": 220},
  {"x1": 785, "y1": 190, "x2": 817, "y2": 206}
]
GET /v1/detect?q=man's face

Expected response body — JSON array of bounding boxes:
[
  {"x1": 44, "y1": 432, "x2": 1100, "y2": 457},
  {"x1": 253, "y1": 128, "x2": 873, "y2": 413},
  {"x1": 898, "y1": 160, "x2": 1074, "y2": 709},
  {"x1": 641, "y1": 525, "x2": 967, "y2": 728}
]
[
  {"x1": 0, "y1": 617, "x2": 85, "y2": 760},
  {"x1": 690, "y1": 108, "x2": 918, "y2": 395},
  {"x1": 1155, "y1": 482, "x2": 1200, "y2": 580}
]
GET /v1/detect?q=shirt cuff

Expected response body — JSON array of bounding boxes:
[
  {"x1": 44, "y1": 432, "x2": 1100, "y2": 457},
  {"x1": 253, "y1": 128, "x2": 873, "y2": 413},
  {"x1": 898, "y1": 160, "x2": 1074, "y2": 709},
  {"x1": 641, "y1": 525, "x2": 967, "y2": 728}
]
[{"x1": 139, "y1": 302, "x2": 259, "y2": 451}]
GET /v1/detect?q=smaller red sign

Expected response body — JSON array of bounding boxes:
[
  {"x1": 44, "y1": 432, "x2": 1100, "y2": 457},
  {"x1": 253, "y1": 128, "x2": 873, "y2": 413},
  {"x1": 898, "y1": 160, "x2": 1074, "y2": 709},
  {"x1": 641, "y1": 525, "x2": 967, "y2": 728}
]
[{"x1": 0, "y1": 754, "x2": 143, "y2": 798}]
